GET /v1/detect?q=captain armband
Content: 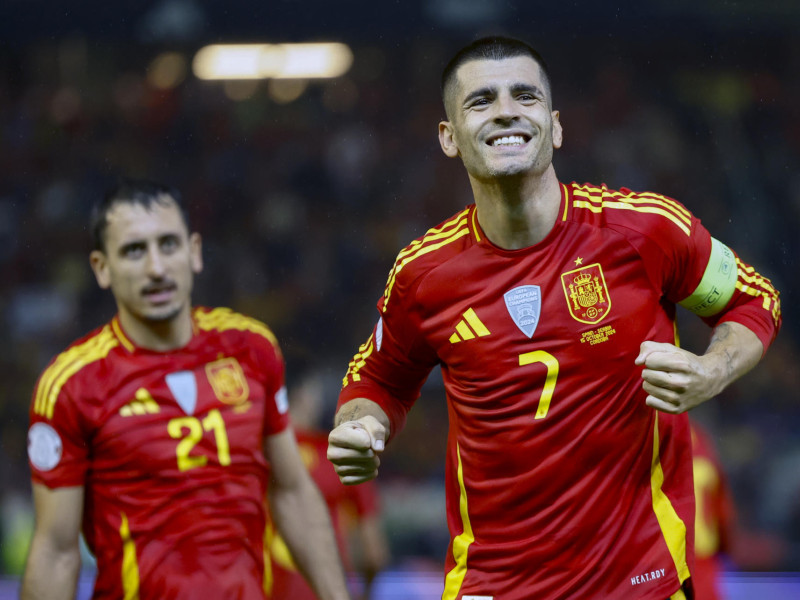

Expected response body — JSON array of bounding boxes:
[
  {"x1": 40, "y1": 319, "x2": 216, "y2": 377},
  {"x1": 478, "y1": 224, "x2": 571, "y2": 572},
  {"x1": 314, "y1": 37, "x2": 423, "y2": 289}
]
[{"x1": 678, "y1": 237, "x2": 738, "y2": 317}]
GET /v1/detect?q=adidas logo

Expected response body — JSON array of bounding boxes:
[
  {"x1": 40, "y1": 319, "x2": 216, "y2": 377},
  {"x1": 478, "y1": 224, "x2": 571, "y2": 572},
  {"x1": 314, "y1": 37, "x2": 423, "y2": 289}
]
[
  {"x1": 119, "y1": 388, "x2": 160, "y2": 416},
  {"x1": 449, "y1": 308, "x2": 490, "y2": 343}
]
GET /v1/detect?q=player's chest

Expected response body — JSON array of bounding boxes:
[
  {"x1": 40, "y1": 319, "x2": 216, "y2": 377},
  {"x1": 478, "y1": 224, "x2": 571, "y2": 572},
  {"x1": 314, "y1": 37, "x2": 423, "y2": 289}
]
[
  {"x1": 420, "y1": 233, "x2": 659, "y2": 367},
  {"x1": 88, "y1": 353, "x2": 267, "y2": 469}
]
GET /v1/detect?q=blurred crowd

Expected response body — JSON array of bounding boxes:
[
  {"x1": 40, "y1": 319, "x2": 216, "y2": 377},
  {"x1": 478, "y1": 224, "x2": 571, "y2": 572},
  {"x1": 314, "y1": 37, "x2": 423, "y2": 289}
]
[{"x1": 1, "y1": 19, "x2": 799, "y2": 576}]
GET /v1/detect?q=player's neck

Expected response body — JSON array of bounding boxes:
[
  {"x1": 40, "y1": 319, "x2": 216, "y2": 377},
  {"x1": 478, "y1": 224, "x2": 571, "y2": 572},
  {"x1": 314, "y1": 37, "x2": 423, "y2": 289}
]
[
  {"x1": 117, "y1": 307, "x2": 194, "y2": 352},
  {"x1": 471, "y1": 166, "x2": 561, "y2": 250}
]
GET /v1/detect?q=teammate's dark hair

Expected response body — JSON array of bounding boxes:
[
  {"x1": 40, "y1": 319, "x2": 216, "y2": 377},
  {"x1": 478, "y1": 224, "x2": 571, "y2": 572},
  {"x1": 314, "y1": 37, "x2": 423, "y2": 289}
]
[{"x1": 91, "y1": 178, "x2": 190, "y2": 252}]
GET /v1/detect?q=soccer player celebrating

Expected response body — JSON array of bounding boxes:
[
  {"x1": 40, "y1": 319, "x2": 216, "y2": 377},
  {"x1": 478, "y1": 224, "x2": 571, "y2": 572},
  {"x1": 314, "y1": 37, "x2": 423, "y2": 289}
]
[
  {"x1": 22, "y1": 180, "x2": 351, "y2": 600},
  {"x1": 327, "y1": 37, "x2": 781, "y2": 600}
]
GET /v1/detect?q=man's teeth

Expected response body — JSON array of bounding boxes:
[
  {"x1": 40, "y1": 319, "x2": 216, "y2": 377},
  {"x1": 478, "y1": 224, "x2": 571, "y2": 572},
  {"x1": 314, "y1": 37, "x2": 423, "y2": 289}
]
[{"x1": 491, "y1": 135, "x2": 525, "y2": 146}]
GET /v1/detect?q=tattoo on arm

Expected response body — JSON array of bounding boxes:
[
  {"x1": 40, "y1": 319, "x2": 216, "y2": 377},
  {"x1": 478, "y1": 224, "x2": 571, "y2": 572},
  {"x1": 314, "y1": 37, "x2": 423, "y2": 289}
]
[
  {"x1": 709, "y1": 322, "x2": 732, "y2": 346},
  {"x1": 708, "y1": 323, "x2": 735, "y2": 377}
]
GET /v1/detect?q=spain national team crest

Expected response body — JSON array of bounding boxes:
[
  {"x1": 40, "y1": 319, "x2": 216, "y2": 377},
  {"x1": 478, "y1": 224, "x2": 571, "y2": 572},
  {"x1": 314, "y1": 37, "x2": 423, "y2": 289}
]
[
  {"x1": 205, "y1": 357, "x2": 250, "y2": 405},
  {"x1": 504, "y1": 285, "x2": 542, "y2": 338},
  {"x1": 560, "y1": 263, "x2": 611, "y2": 324}
]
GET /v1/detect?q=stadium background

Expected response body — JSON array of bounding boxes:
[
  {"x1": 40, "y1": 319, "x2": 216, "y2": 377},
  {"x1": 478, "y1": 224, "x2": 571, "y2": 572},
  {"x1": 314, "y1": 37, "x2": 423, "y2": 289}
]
[{"x1": 0, "y1": 0, "x2": 798, "y2": 597}]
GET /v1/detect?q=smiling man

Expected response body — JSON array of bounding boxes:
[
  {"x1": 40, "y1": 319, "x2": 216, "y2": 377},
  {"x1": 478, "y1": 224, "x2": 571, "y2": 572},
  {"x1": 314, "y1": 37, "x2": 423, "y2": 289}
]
[
  {"x1": 22, "y1": 179, "x2": 351, "y2": 600},
  {"x1": 327, "y1": 37, "x2": 781, "y2": 600}
]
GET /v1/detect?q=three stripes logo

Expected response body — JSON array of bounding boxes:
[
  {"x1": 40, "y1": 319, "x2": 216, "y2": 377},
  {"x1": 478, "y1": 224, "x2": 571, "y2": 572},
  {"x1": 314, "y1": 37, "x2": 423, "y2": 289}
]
[
  {"x1": 119, "y1": 388, "x2": 160, "y2": 417},
  {"x1": 449, "y1": 308, "x2": 490, "y2": 343}
]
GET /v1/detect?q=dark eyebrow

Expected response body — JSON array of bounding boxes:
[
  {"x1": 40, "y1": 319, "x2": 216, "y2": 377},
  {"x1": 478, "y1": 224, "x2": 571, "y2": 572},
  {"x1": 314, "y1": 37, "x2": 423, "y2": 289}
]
[
  {"x1": 462, "y1": 83, "x2": 546, "y2": 107},
  {"x1": 510, "y1": 83, "x2": 546, "y2": 98},
  {"x1": 118, "y1": 240, "x2": 146, "y2": 254},
  {"x1": 462, "y1": 86, "x2": 495, "y2": 106}
]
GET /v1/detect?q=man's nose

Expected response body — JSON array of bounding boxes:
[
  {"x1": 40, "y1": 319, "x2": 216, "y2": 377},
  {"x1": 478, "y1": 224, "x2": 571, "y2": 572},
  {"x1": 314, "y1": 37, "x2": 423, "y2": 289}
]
[
  {"x1": 145, "y1": 246, "x2": 166, "y2": 276},
  {"x1": 493, "y1": 93, "x2": 520, "y2": 121}
]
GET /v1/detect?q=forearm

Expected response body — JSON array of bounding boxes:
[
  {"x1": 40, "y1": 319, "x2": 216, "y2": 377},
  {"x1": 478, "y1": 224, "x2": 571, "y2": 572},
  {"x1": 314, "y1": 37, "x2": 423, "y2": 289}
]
[
  {"x1": 335, "y1": 398, "x2": 391, "y2": 435},
  {"x1": 270, "y1": 479, "x2": 350, "y2": 600},
  {"x1": 21, "y1": 536, "x2": 81, "y2": 600},
  {"x1": 702, "y1": 321, "x2": 763, "y2": 396}
]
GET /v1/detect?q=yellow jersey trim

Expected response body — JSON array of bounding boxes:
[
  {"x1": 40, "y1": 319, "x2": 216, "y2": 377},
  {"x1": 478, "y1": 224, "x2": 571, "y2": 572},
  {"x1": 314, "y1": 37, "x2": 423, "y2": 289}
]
[
  {"x1": 470, "y1": 207, "x2": 481, "y2": 242},
  {"x1": 194, "y1": 307, "x2": 280, "y2": 352},
  {"x1": 120, "y1": 512, "x2": 140, "y2": 600},
  {"x1": 650, "y1": 414, "x2": 691, "y2": 585},
  {"x1": 572, "y1": 185, "x2": 691, "y2": 236},
  {"x1": 382, "y1": 210, "x2": 471, "y2": 312},
  {"x1": 442, "y1": 443, "x2": 474, "y2": 600},
  {"x1": 34, "y1": 326, "x2": 119, "y2": 419},
  {"x1": 343, "y1": 332, "x2": 375, "y2": 387}
]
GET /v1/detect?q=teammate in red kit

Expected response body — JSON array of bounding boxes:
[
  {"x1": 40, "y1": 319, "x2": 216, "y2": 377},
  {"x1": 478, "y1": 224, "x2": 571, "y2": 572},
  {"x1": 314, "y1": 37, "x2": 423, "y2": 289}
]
[
  {"x1": 691, "y1": 420, "x2": 736, "y2": 600},
  {"x1": 22, "y1": 180, "x2": 350, "y2": 600},
  {"x1": 327, "y1": 37, "x2": 781, "y2": 600},
  {"x1": 269, "y1": 370, "x2": 389, "y2": 600}
]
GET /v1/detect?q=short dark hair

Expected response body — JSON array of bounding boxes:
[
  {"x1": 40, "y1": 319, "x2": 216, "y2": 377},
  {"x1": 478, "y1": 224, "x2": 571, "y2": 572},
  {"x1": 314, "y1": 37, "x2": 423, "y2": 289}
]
[
  {"x1": 441, "y1": 36, "x2": 552, "y2": 114},
  {"x1": 91, "y1": 178, "x2": 189, "y2": 251}
]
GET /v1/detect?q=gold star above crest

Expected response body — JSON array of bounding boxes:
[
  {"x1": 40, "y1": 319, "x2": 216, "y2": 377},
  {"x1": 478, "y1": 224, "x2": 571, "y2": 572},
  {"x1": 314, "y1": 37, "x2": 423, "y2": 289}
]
[{"x1": 574, "y1": 257, "x2": 584, "y2": 266}]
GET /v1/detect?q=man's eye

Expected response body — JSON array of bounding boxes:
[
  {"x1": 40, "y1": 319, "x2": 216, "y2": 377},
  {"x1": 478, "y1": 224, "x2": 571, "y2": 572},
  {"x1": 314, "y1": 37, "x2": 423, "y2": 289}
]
[
  {"x1": 160, "y1": 237, "x2": 180, "y2": 253},
  {"x1": 122, "y1": 245, "x2": 145, "y2": 258}
]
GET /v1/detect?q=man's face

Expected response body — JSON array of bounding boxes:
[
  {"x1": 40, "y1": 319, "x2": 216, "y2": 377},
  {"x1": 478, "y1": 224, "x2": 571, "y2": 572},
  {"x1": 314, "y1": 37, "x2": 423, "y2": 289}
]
[
  {"x1": 439, "y1": 55, "x2": 562, "y2": 180},
  {"x1": 90, "y1": 197, "x2": 202, "y2": 326}
]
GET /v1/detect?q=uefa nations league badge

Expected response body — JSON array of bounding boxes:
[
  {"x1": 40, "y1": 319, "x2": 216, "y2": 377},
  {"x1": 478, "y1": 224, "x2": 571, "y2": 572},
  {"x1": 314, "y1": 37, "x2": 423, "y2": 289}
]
[{"x1": 504, "y1": 285, "x2": 541, "y2": 338}]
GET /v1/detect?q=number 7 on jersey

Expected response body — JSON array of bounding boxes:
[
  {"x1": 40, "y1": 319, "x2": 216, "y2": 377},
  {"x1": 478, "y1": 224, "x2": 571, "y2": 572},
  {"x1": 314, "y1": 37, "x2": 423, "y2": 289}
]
[{"x1": 519, "y1": 350, "x2": 559, "y2": 419}]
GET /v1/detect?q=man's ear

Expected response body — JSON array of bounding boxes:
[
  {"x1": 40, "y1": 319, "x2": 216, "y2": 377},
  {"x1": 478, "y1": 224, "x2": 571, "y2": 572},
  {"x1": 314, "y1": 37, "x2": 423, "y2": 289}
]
[
  {"x1": 89, "y1": 250, "x2": 111, "y2": 289},
  {"x1": 438, "y1": 121, "x2": 460, "y2": 158},
  {"x1": 189, "y1": 232, "x2": 203, "y2": 274},
  {"x1": 551, "y1": 110, "x2": 563, "y2": 149}
]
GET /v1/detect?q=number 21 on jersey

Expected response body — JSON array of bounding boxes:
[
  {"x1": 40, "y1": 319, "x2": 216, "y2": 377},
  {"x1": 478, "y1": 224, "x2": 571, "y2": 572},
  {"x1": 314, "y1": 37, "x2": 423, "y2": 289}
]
[{"x1": 167, "y1": 408, "x2": 231, "y2": 471}]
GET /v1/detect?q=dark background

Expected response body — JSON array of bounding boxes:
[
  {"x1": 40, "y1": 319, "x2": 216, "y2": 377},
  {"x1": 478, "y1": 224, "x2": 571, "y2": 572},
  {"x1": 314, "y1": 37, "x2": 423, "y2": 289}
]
[{"x1": 0, "y1": 0, "x2": 798, "y2": 577}]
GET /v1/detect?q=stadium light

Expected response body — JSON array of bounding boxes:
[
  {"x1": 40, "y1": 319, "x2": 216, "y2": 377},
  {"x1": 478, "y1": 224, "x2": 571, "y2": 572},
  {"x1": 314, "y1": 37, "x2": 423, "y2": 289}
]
[{"x1": 192, "y1": 43, "x2": 353, "y2": 80}]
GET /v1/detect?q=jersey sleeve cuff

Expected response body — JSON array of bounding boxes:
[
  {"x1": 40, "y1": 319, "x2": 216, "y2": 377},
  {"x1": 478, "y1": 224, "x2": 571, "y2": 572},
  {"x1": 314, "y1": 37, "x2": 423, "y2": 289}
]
[{"x1": 714, "y1": 310, "x2": 779, "y2": 357}]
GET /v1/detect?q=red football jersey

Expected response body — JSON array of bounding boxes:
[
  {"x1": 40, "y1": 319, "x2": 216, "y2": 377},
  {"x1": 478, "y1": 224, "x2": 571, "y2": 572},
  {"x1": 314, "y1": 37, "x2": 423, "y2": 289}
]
[
  {"x1": 27, "y1": 307, "x2": 290, "y2": 600},
  {"x1": 269, "y1": 429, "x2": 380, "y2": 600},
  {"x1": 340, "y1": 182, "x2": 780, "y2": 600}
]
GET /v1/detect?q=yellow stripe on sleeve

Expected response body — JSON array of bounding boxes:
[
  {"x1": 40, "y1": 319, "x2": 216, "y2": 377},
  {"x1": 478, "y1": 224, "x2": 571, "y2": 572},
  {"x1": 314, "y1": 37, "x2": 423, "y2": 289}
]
[{"x1": 342, "y1": 333, "x2": 375, "y2": 387}]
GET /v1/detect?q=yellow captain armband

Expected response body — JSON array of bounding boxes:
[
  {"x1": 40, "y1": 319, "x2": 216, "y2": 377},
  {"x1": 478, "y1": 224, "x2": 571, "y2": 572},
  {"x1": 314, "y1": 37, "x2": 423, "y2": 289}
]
[{"x1": 678, "y1": 237, "x2": 738, "y2": 317}]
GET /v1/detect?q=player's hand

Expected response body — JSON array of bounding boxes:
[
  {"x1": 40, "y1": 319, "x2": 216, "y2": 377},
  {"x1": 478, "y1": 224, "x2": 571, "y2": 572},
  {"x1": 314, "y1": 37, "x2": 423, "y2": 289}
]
[
  {"x1": 327, "y1": 416, "x2": 386, "y2": 485},
  {"x1": 635, "y1": 341, "x2": 721, "y2": 414}
]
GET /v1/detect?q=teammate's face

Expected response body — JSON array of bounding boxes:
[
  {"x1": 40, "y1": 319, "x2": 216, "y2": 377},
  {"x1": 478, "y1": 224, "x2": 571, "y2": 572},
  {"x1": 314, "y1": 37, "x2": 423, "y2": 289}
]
[
  {"x1": 439, "y1": 56, "x2": 562, "y2": 180},
  {"x1": 90, "y1": 197, "x2": 202, "y2": 328}
]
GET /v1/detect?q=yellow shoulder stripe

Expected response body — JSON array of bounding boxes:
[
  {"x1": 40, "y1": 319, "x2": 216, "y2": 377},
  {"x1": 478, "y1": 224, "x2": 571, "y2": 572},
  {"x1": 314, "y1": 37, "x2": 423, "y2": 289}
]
[
  {"x1": 383, "y1": 210, "x2": 470, "y2": 311},
  {"x1": 34, "y1": 326, "x2": 118, "y2": 419},
  {"x1": 572, "y1": 185, "x2": 691, "y2": 236},
  {"x1": 194, "y1": 307, "x2": 280, "y2": 350}
]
